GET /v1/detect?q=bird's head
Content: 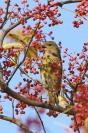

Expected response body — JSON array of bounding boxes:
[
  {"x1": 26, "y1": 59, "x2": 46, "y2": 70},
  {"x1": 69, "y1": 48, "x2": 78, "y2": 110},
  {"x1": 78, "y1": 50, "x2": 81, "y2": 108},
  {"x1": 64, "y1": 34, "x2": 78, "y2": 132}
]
[
  {"x1": 42, "y1": 41, "x2": 60, "y2": 58},
  {"x1": 43, "y1": 41, "x2": 59, "y2": 51}
]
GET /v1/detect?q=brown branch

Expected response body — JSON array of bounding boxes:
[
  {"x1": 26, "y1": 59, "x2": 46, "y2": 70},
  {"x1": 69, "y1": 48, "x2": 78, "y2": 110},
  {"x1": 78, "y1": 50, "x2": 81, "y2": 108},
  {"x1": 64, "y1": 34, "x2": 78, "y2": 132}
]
[
  {"x1": 0, "y1": 0, "x2": 10, "y2": 29},
  {"x1": 0, "y1": 115, "x2": 33, "y2": 133},
  {"x1": 61, "y1": 0, "x2": 81, "y2": 6},
  {"x1": 0, "y1": 61, "x2": 73, "y2": 116},
  {"x1": 0, "y1": 80, "x2": 74, "y2": 115},
  {"x1": 51, "y1": 0, "x2": 81, "y2": 7}
]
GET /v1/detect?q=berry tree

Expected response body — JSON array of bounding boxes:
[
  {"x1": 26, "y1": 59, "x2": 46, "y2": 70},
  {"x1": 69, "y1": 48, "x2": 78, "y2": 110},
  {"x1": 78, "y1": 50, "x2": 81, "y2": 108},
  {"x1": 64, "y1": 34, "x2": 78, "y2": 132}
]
[{"x1": 0, "y1": 0, "x2": 88, "y2": 133}]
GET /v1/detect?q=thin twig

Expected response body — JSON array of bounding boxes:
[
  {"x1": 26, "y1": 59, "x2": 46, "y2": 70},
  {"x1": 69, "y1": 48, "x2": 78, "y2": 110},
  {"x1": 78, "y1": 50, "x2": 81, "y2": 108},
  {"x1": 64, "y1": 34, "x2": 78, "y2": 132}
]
[
  {"x1": 12, "y1": 100, "x2": 15, "y2": 118},
  {"x1": 0, "y1": 0, "x2": 10, "y2": 29},
  {"x1": 34, "y1": 107, "x2": 46, "y2": 133},
  {"x1": 7, "y1": 22, "x2": 40, "y2": 84}
]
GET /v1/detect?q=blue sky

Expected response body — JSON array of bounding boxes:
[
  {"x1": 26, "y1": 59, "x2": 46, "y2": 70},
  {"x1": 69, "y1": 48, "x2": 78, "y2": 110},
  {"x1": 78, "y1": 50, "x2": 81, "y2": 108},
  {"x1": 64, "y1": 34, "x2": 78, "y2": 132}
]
[{"x1": 0, "y1": 0, "x2": 88, "y2": 133}]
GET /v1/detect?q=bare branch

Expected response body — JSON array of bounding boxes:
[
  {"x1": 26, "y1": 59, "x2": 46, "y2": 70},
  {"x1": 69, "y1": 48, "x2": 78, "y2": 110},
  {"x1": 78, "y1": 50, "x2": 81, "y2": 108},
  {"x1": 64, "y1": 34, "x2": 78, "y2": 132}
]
[{"x1": 0, "y1": 115, "x2": 33, "y2": 133}]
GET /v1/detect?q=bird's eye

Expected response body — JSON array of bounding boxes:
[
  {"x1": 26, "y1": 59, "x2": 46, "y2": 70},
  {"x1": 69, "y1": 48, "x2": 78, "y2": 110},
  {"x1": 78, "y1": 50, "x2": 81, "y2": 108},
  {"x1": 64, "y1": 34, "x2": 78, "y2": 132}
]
[{"x1": 48, "y1": 43, "x2": 52, "y2": 46}]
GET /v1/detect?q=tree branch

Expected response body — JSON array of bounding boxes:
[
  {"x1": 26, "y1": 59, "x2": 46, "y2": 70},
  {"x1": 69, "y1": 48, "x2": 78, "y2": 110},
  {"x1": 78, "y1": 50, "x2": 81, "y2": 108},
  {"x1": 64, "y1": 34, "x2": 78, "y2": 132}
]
[
  {"x1": 60, "y1": 0, "x2": 81, "y2": 6},
  {"x1": 0, "y1": 115, "x2": 33, "y2": 133},
  {"x1": 51, "y1": 0, "x2": 81, "y2": 7},
  {"x1": 0, "y1": 0, "x2": 81, "y2": 46},
  {"x1": 0, "y1": 80, "x2": 74, "y2": 115}
]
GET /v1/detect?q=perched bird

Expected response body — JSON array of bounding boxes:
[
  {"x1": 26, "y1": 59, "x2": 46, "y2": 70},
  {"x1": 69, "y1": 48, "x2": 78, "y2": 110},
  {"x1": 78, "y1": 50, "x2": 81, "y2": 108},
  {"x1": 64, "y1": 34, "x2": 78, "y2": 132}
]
[{"x1": 40, "y1": 41, "x2": 63, "y2": 115}]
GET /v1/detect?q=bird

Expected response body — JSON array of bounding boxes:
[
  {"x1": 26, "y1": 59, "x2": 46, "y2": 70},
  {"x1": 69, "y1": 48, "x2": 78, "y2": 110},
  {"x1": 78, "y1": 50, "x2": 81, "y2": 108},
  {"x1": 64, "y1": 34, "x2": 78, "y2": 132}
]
[{"x1": 40, "y1": 41, "x2": 63, "y2": 116}]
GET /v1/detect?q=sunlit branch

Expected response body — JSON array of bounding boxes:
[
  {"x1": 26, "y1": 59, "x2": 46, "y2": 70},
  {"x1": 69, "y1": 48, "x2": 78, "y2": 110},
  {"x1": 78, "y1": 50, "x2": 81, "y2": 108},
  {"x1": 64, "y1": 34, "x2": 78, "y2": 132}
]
[{"x1": 0, "y1": 115, "x2": 33, "y2": 133}]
